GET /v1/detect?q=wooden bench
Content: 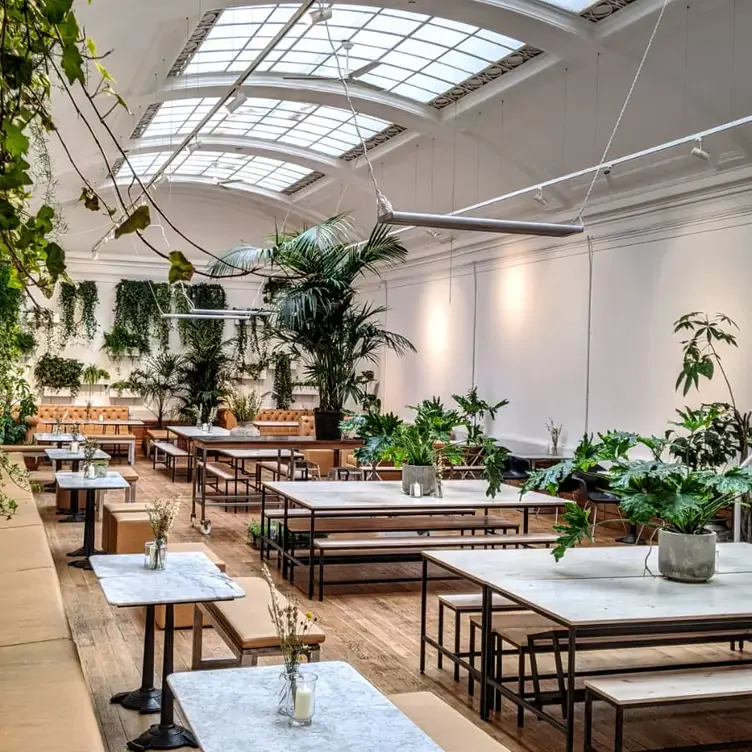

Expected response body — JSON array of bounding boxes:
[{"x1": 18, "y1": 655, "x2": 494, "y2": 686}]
[
  {"x1": 144, "y1": 429, "x2": 170, "y2": 457},
  {"x1": 389, "y1": 692, "x2": 510, "y2": 752},
  {"x1": 437, "y1": 593, "x2": 525, "y2": 681},
  {"x1": 584, "y1": 667, "x2": 752, "y2": 752},
  {"x1": 257, "y1": 460, "x2": 318, "y2": 481},
  {"x1": 312, "y1": 533, "x2": 558, "y2": 600},
  {"x1": 192, "y1": 576, "x2": 325, "y2": 670},
  {"x1": 153, "y1": 441, "x2": 190, "y2": 481}
]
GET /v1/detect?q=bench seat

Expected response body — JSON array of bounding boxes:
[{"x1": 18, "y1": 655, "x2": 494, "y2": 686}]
[
  {"x1": 264, "y1": 507, "x2": 475, "y2": 520},
  {"x1": 192, "y1": 576, "x2": 325, "y2": 670},
  {"x1": 153, "y1": 441, "x2": 189, "y2": 457},
  {"x1": 0, "y1": 526, "x2": 54, "y2": 574},
  {"x1": 389, "y1": 692, "x2": 510, "y2": 752},
  {"x1": 258, "y1": 461, "x2": 315, "y2": 480},
  {"x1": 285, "y1": 515, "x2": 518, "y2": 535},
  {"x1": 204, "y1": 461, "x2": 236, "y2": 482},
  {"x1": 315, "y1": 533, "x2": 557, "y2": 552}
]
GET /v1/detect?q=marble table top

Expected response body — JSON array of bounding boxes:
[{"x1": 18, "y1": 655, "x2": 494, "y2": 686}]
[
  {"x1": 264, "y1": 480, "x2": 560, "y2": 511},
  {"x1": 503, "y1": 439, "x2": 571, "y2": 461},
  {"x1": 35, "y1": 432, "x2": 84, "y2": 443},
  {"x1": 55, "y1": 471, "x2": 130, "y2": 490},
  {"x1": 90, "y1": 552, "x2": 245, "y2": 607},
  {"x1": 220, "y1": 448, "x2": 304, "y2": 460},
  {"x1": 167, "y1": 425, "x2": 231, "y2": 439},
  {"x1": 427, "y1": 543, "x2": 752, "y2": 627},
  {"x1": 45, "y1": 448, "x2": 110, "y2": 462},
  {"x1": 168, "y1": 661, "x2": 442, "y2": 752}
]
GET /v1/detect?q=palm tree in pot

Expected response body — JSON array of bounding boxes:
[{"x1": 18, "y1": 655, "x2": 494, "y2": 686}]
[
  {"x1": 208, "y1": 215, "x2": 414, "y2": 439},
  {"x1": 128, "y1": 353, "x2": 184, "y2": 428}
]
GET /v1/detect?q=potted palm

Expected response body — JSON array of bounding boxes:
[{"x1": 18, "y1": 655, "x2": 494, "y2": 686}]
[
  {"x1": 128, "y1": 354, "x2": 184, "y2": 427},
  {"x1": 208, "y1": 215, "x2": 415, "y2": 440},
  {"x1": 522, "y1": 431, "x2": 752, "y2": 580}
]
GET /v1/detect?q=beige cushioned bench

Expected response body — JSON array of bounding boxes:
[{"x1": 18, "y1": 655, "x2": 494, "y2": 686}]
[
  {"x1": 389, "y1": 692, "x2": 510, "y2": 752},
  {"x1": 0, "y1": 453, "x2": 105, "y2": 751},
  {"x1": 192, "y1": 576, "x2": 325, "y2": 670},
  {"x1": 102, "y1": 501, "x2": 151, "y2": 552}
]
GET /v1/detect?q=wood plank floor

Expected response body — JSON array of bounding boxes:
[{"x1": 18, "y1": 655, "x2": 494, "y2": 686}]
[{"x1": 39, "y1": 458, "x2": 752, "y2": 752}]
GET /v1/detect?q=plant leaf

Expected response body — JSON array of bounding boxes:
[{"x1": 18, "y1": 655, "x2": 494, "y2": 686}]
[
  {"x1": 61, "y1": 42, "x2": 85, "y2": 86},
  {"x1": 42, "y1": 0, "x2": 73, "y2": 23},
  {"x1": 4, "y1": 123, "x2": 29, "y2": 158},
  {"x1": 45, "y1": 242, "x2": 66, "y2": 281},
  {"x1": 168, "y1": 251, "x2": 195, "y2": 284},
  {"x1": 79, "y1": 187, "x2": 100, "y2": 212},
  {"x1": 114, "y1": 205, "x2": 151, "y2": 238}
]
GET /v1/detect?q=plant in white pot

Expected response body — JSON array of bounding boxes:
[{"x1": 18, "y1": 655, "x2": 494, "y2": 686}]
[
  {"x1": 522, "y1": 431, "x2": 752, "y2": 581},
  {"x1": 226, "y1": 390, "x2": 266, "y2": 436}
]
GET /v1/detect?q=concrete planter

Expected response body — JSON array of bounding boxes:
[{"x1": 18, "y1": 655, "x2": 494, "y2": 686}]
[
  {"x1": 658, "y1": 529, "x2": 717, "y2": 583},
  {"x1": 401, "y1": 464, "x2": 437, "y2": 496}
]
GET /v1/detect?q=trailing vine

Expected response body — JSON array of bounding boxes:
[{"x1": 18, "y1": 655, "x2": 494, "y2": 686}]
[
  {"x1": 33, "y1": 353, "x2": 83, "y2": 397},
  {"x1": 174, "y1": 283, "x2": 227, "y2": 348},
  {"x1": 235, "y1": 319, "x2": 248, "y2": 368},
  {"x1": 58, "y1": 281, "x2": 76, "y2": 343},
  {"x1": 77, "y1": 281, "x2": 99, "y2": 341},
  {"x1": 272, "y1": 352, "x2": 294, "y2": 410},
  {"x1": 152, "y1": 282, "x2": 172, "y2": 348},
  {"x1": 112, "y1": 279, "x2": 170, "y2": 355}
]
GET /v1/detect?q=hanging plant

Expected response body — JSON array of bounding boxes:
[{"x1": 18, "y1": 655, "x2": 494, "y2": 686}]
[
  {"x1": 173, "y1": 283, "x2": 227, "y2": 348},
  {"x1": 77, "y1": 281, "x2": 99, "y2": 341},
  {"x1": 59, "y1": 282, "x2": 77, "y2": 344},
  {"x1": 272, "y1": 352, "x2": 294, "y2": 410},
  {"x1": 101, "y1": 327, "x2": 142, "y2": 362},
  {"x1": 235, "y1": 319, "x2": 248, "y2": 367},
  {"x1": 152, "y1": 282, "x2": 172, "y2": 348},
  {"x1": 33, "y1": 353, "x2": 84, "y2": 396},
  {"x1": 113, "y1": 280, "x2": 169, "y2": 355},
  {"x1": 28, "y1": 308, "x2": 59, "y2": 351}
]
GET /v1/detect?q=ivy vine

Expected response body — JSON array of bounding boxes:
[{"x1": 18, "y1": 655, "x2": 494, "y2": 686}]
[
  {"x1": 58, "y1": 282, "x2": 76, "y2": 343},
  {"x1": 112, "y1": 279, "x2": 171, "y2": 356},
  {"x1": 33, "y1": 353, "x2": 83, "y2": 396},
  {"x1": 77, "y1": 281, "x2": 99, "y2": 341},
  {"x1": 174, "y1": 283, "x2": 227, "y2": 348},
  {"x1": 272, "y1": 352, "x2": 294, "y2": 410}
]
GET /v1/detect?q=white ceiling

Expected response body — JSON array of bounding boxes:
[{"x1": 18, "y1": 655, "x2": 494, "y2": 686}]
[{"x1": 54, "y1": 0, "x2": 752, "y2": 273}]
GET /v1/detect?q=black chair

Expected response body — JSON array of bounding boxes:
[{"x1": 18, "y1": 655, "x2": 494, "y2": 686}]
[
  {"x1": 575, "y1": 471, "x2": 641, "y2": 544},
  {"x1": 503, "y1": 456, "x2": 532, "y2": 482}
]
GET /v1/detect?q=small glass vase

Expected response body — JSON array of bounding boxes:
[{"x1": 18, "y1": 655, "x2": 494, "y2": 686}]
[
  {"x1": 277, "y1": 671, "x2": 317, "y2": 726},
  {"x1": 146, "y1": 539, "x2": 167, "y2": 570}
]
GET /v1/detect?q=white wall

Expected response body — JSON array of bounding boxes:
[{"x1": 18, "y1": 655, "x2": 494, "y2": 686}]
[{"x1": 376, "y1": 181, "x2": 752, "y2": 448}]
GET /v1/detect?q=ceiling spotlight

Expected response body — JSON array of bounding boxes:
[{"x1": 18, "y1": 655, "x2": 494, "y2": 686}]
[
  {"x1": 309, "y1": 6, "x2": 332, "y2": 25},
  {"x1": 691, "y1": 137, "x2": 711, "y2": 161},
  {"x1": 91, "y1": 247, "x2": 99, "y2": 261},
  {"x1": 603, "y1": 164, "x2": 615, "y2": 188},
  {"x1": 533, "y1": 187, "x2": 548, "y2": 209},
  {"x1": 224, "y1": 91, "x2": 247, "y2": 115},
  {"x1": 187, "y1": 137, "x2": 202, "y2": 155}
]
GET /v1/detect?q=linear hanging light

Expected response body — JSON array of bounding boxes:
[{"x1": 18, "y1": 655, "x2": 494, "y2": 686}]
[
  {"x1": 377, "y1": 211, "x2": 584, "y2": 238},
  {"x1": 162, "y1": 310, "x2": 269, "y2": 321}
]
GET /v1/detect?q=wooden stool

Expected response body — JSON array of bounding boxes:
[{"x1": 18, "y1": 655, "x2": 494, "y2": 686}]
[
  {"x1": 102, "y1": 502, "x2": 151, "y2": 552},
  {"x1": 110, "y1": 512, "x2": 152, "y2": 554},
  {"x1": 116, "y1": 465, "x2": 140, "y2": 502},
  {"x1": 155, "y1": 543, "x2": 226, "y2": 629}
]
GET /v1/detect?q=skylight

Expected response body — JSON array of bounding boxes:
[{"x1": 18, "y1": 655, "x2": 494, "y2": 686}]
[
  {"x1": 539, "y1": 0, "x2": 601, "y2": 10},
  {"x1": 116, "y1": 151, "x2": 312, "y2": 192},
  {"x1": 140, "y1": 97, "x2": 390, "y2": 157},
  {"x1": 180, "y1": 4, "x2": 524, "y2": 105}
]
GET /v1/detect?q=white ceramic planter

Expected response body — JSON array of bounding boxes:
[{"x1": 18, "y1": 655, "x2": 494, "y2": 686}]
[{"x1": 658, "y1": 528, "x2": 717, "y2": 583}]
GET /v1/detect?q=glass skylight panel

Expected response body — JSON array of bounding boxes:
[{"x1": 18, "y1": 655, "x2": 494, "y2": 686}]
[
  {"x1": 115, "y1": 150, "x2": 311, "y2": 192},
  {"x1": 178, "y1": 4, "x2": 525, "y2": 105},
  {"x1": 536, "y1": 0, "x2": 600, "y2": 10}
]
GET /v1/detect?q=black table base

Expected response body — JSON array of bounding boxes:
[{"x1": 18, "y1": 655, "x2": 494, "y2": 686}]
[
  {"x1": 67, "y1": 489, "x2": 100, "y2": 568},
  {"x1": 67, "y1": 546, "x2": 85, "y2": 557},
  {"x1": 60, "y1": 512, "x2": 86, "y2": 523},
  {"x1": 126, "y1": 604, "x2": 197, "y2": 750},
  {"x1": 112, "y1": 605, "x2": 161, "y2": 714}
]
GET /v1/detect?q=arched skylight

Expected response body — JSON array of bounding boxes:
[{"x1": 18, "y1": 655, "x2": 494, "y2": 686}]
[
  {"x1": 181, "y1": 4, "x2": 524, "y2": 105},
  {"x1": 140, "y1": 97, "x2": 390, "y2": 156},
  {"x1": 117, "y1": 151, "x2": 312, "y2": 192}
]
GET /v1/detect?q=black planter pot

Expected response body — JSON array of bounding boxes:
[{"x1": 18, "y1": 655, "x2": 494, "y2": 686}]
[{"x1": 314, "y1": 409, "x2": 342, "y2": 440}]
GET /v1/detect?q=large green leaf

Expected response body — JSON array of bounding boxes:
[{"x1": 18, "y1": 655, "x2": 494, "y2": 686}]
[
  {"x1": 42, "y1": 0, "x2": 74, "y2": 23},
  {"x1": 61, "y1": 42, "x2": 85, "y2": 86},
  {"x1": 4, "y1": 123, "x2": 29, "y2": 157},
  {"x1": 79, "y1": 188, "x2": 100, "y2": 212},
  {"x1": 45, "y1": 242, "x2": 66, "y2": 281},
  {"x1": 168, "y1": 251, "x2": 195, "y2": 284},
  {"x1": 114, "y1": 205, "x2": 151, "y2": 238}
]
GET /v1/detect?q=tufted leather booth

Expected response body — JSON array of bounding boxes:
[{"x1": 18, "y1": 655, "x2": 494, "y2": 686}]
[
  {"x1": 29, "y1": 405, "x2": 130, "y2": 438},
  {"x1": 298, "y1": 415, "x2": 315, "y2": 437}
]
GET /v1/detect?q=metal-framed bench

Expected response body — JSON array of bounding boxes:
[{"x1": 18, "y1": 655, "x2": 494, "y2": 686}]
[{"x1": 152, "y1": 441, "x2": 190, "y2": 481}]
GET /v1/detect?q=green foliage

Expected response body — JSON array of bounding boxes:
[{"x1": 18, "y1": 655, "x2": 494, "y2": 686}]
[
  {"x1": 81, "y1": 364, "x2": 109, "y2": 400},
  {"x1": 33, "y1": 353, "x2": 83, "y2": 396},
  {"x1": 674, "y1": 312, "x2": 738, "y2": 396},
  {"x1": 112, "y1": 280, "x2": 171, "y2": 356},
  {"x1": 13, "y1": 330, "x2": 35, "y2": 355},
  {"x1": 226, "y1": 390, "x2": 265, "y2": 423},
  {"x1": 482, "y1": 438, "x2": 510, "y2": 499},
  {"x1": 168, "y1": 250, "x2": 194, "y2": 283},
  {"x1": 345, "y1": 411, "x2": 404, "y2": 466},
  {"x1": 173, "y1": 283, "x2": 226, "y2": 347},
  {"x1": 114, "y1": 205, "x2": 151, "y2": 239},
  {"x1": 552, "y1": 503, "x2": 593, "y2": 561},
  {"x1": 667, "y1": 404, "x2": 741, "y2": 470},
  {"x1": 272, "y1": 352, "x2": 294, "y2": 410},
  {"x1": 0, "y1": 368, "x2": 36, "y2": 445},
  {"x1": 128, "y1": 353, "x2": 184, "y2": 427},
  {"x1": 176, "y1": 333, "x2": 235, "y2": 423},
  {"x1": 77, "y1": 281, "x2": 99, "y2": 341},
  {"x1": 59, "y1": 282, "x2": 77, "y2": 342},
  {"x1": 210, "y1": 216, "x2": 414, "y2": 412},
  {"x1": 101, "y1": 327, "x2": 142, "y2": 362},
  {"x1": 452, "y1": 387, "x2": 509, "y2": 443}
]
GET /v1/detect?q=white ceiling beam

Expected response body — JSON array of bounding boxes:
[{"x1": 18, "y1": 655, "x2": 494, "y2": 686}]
[
  {"x1": 127, "y1": 136, "x2": 372, "y2": 191},
  {"x1": 149, "y1": 72, "x2": 447, "y2": 139}
]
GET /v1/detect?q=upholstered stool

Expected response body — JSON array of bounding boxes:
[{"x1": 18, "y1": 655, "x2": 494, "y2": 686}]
[
  {"x1": 102, "y1": 502, "x2": 151, "y2": 552},
  {"x1": 116, "y1": 465, "x2": 139, "y2": 502},
  {"x1": 154, "y1": 543, "x2": 226, "y2": 629},
  {"x1": 56, "y1": 487, "x2": 73, "y2": 511},
  {"x1": 110, "y1": 512, "x2": 152, "y2": 554}
]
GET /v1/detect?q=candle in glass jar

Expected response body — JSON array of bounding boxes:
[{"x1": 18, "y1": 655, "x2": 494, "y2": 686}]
[
  {"x1": 98, "y1": 414, "x2": 104, "y2": 422},
  {"x1": 294, "y1": 687, "x2": 313, "y2": 720}
]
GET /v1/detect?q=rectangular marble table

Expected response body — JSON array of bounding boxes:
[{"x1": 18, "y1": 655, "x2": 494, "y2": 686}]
[
  {"x1": 90, "y1": 553, "x2": 245, "y2": 751},
  {"x1": 34, "y1": 432, "x2": 84, "y2": 445},
  {"x1": 421, "y1": 544, "x2": 752, "y2": 752},
  {"x1": 47, "y1": 448, "x2": 111, "y2": 521},
  {"x1": 56, "y1": 471, "x2": 129, "y2": 567},
  {"x1": 168, "y1": 661, "x2": 442, "y2": 752}
]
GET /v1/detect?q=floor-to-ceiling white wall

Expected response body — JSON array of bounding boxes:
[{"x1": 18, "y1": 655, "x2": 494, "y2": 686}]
[{"x1": 376, "y1": 179, "x2": 752, "y2": 449}]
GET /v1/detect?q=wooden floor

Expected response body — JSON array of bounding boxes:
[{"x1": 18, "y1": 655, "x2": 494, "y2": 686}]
[{"x1": 40, "y1": 457, "x2": 752, "y2": 752}]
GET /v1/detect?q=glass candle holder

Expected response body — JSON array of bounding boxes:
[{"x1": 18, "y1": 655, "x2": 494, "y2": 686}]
[{"x1": 288, "y1": 672, "x2": 318, "y2": 727}]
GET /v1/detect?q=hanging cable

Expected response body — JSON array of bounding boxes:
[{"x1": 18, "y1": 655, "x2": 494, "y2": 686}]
[
  {"x1": 320, "y1": 3, "x2": 392, "y2": 215},
  {"x1": 471, "y1": 261, "x2": 478, "y2": 388},
  {"x1": 575, "y1": 0, "x2": 670, "y2": 222},
  {"x1": 584, "y1": 236, "x2": 594, "y2": 434}
]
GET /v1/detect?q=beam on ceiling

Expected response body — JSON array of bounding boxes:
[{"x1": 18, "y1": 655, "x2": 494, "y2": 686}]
[{"x1": 127, "y1": 136, "x2": 372, "y2": 192}]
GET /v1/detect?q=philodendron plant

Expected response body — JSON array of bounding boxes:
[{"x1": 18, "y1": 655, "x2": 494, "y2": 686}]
[{"x1": 523, "y1": 431, "x2": 752, "y2": 561}]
